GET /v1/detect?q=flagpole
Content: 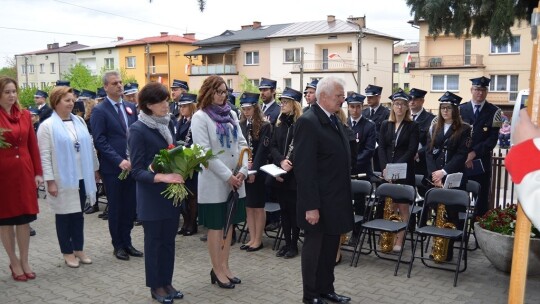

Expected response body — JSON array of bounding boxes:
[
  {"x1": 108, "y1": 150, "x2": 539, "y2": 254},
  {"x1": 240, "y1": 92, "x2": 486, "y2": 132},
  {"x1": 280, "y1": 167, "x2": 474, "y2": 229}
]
[{"x1": 508, "y1": 7, "x2": 540, "y2": 303}]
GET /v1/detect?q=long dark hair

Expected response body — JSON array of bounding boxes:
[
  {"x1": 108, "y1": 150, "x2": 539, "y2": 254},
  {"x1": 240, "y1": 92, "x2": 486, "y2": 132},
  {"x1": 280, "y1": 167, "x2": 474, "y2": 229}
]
[
  {"x1": 239, "y1": 104, "x2": 265, "y2": 140},
  {"x1": 197, "y1": 75, "x2": 226, "y2": 110},
  {"x1": 429, "y1": 103, "x2": 465, "y2": 149}
]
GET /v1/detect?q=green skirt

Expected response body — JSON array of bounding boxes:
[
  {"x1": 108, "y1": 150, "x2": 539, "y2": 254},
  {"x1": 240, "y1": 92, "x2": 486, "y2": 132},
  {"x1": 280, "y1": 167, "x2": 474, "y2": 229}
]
[{"x1": 198, "y1": 197, "x2": 246, "y2": 230}]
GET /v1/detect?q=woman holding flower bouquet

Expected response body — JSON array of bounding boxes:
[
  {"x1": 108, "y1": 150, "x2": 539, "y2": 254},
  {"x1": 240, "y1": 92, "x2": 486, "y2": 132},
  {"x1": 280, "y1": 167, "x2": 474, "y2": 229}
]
[
  {"x1": 191, "y1": 75, "x2": 249, "y2": 289},
  {"x1": 128, "y1": 82, "x2": 185, "y2": 303},
  {"x1": 0, "y1": 77, "x2": 43, "y2": 282}
]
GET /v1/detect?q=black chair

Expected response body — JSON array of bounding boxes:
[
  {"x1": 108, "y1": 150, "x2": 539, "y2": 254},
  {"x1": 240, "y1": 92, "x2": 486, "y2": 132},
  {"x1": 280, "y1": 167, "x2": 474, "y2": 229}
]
[
  {"x1": 263, "y1": 202, "x2": 283, "y2": 250},
  {"x1": 463, "y1": 180, "x2": 481, "y2": 251},
  {"x1": 353, "y1": 183, "x2": 416, "y2": 276},
  {"x1": 407, "y1": 188, "x2": 471, "y2": 287},
  {"x1": 347, "y1": 180, "x2": 373, "y2": 265}
]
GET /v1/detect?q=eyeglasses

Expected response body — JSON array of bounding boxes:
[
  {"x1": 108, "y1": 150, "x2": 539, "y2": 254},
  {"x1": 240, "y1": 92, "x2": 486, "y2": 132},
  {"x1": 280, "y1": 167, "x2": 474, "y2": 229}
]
[
  {"x1": 440, "y1": 106, "x2": 453, "y2": 111},
  {"x1": 393, "y1": 103, "x2": 407, "y2": 108},
  {"x1": 215, "y1": 90, "x2": 228, "y2": 96}
]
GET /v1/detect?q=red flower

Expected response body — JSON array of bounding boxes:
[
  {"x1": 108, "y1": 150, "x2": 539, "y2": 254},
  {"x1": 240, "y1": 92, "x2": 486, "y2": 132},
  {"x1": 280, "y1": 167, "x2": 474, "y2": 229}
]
[{"x1": 167, "y1": 144, "x2": 175, "y2": 150}]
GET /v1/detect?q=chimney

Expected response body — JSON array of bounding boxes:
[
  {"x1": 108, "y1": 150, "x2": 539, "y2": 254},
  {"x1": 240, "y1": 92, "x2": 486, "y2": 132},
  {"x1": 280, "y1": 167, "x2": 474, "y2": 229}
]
[
  {"x1": 327, "y1": 15, "x2": 336, "y2": 23},
  {"x1": 253, "y1": 21, "x2": 261, "y2": 29},
  {"x1": 347, "y1": 15, "x2": 366, "y2": 28},
  {"x1": 183, "y1": 33, "x2": 195, "y2": 39},
  {"x1": 160, "y1": 32, "x2": 168, "y2": 37},
  {"x1": 66, "y1": 41, "x2": 78, "y2": 46},
  {"x1": 241, "y1": 24, "x2": 252, "y2": 30},
  {"x1": 47, "y1": 42, "x2": 59, "y2": 50},
  {"x1": 117, "y1": 36, "x2": 124, "y2": 41}
]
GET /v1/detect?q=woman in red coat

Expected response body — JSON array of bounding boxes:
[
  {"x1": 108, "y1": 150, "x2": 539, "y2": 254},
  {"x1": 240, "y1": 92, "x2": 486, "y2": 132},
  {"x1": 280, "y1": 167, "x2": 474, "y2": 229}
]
[{"x1": 0, "y1": 77, "x2": 43, "y2": 282}]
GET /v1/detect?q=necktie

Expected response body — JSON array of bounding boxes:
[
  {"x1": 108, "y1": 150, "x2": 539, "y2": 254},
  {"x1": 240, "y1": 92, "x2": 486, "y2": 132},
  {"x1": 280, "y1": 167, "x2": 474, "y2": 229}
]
[
  {"x1": 262, "y1": 104, "x2": 267, "y2": 112},
  {"x1": 412, "y1": 114, "x2": 417, "y2": 121},
  {"x1": 370, "y1": 108, "x2": 375, "y2": 118},
  {"x1": 330, "y1": 115, "x2": 338, "y2": 129},
  {"x1": 115, "y1": 103, "x2": 127, "y2": 131},
  {"x1": 352, "y1": 120, "x2": 357, "y2": 127},
  {"x1": 474, "y1": 105, "x2": 481, "y2": 121}
]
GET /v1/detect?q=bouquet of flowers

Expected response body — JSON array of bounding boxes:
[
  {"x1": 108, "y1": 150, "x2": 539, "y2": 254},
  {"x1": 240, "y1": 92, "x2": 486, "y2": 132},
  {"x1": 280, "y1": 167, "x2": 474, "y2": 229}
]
[
  {"x1": 150, "y1": 143, "x2": 222, "y2": 206},
  {"x1": 0, "y1": 128, "x2": 11, "y2": 149},
  {"x1": 477, "y1": 204, "x2": 539, "y2": 238}
]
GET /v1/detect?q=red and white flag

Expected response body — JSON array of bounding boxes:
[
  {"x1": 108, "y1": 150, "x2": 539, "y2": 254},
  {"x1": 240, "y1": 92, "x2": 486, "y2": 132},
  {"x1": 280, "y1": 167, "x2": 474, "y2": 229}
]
[{"x1": 403, "y1": 52, "x2": 412, "y2": 69}]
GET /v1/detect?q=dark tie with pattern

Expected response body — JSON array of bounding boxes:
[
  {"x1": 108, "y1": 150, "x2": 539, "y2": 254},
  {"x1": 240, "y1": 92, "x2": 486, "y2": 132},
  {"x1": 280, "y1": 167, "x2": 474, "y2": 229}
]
[
  {"x1": 115, "y1": 103, "x2": 127, "y2": 131},
  {"x1": 262, "y1": 104, "x2": 267, "y2": 112},
  {"x1": 370, "y1": 108, "x2": 375, "y2": 118},
  {"x1": 330, "y1": 114, "x2": 338, "y2": 129},
  {"x1": 412, "y1": 114, "x2": 417, "y2": 121},
  {"x1": 474, "y1": 105, "x2": 481, "y2": 122}
]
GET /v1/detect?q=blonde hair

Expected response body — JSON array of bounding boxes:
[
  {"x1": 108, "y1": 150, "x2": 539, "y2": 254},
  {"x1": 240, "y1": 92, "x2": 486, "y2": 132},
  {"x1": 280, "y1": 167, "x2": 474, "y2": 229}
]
[
  {"x1": 388, "y1": 101, "x2": 412, "y2": 123},
  {"x1": 276, "y1": 100, "x2": 302, "y2": 127},
  {"x1": 335, "y1": 108, "x2": 348, "y2": 125}
]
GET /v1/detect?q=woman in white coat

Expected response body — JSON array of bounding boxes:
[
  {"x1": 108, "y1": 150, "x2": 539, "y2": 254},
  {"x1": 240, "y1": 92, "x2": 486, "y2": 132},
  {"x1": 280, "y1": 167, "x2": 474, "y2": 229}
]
[
  {"x1": 37, "y1": 86, "x2": 99, "y2": 268},
  {"x1": 191, "y1": 75, "x2": 248, "y2": 289}
]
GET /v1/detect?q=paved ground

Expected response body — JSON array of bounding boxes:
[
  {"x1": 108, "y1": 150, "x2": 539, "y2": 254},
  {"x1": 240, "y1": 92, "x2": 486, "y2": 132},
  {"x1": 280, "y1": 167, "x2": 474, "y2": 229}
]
[{"x1": 1, "y1": 198, "x2": 539, "y2": 304}]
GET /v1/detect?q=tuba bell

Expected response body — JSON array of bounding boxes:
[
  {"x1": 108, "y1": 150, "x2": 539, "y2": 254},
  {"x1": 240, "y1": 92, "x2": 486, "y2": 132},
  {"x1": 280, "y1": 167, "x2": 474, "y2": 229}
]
[
  {"x1": 379, "y1": 197, "x2": 402, "y2": 253},
  {"x1": 430, "y1": 203, "x2": 456, "y2": 262}
]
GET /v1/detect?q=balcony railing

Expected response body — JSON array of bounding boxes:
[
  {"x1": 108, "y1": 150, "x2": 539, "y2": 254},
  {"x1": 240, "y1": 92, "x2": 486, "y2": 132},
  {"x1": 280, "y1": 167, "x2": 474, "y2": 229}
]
[
  {"x1": 291, "y1": 59, "x2": 357, "y2": 72},
  {"x1": 410, "y1": 55, "x2": 483, "y2": 69},
  {"x1": 148, "y1": 65, "x2": 168, "y2": 75},
  {"x1": 190, "y1": 64, "x2": 237, "y2": 75}
]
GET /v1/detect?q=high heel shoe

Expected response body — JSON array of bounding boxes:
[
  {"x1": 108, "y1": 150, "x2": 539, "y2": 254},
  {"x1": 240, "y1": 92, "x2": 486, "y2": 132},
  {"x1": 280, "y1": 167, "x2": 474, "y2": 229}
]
[
  {"x1": 74, "y1": 251, "x2": 92, "y2": 264},
  {"x1": 24, "y1": 271, "x2": 36, "y2": 280},
  {"x1": 9, "y1": 265, "x2": 27, "y2": 282},
  {"x1": 150, "y1": 289, "x2": 173, "y2": 304},
  {"x1": 227, "y1": 276, "x2": 242, "y2": 284},
  {"x1": 210, "y1": 269, "x2": 235, "y2": 289}
]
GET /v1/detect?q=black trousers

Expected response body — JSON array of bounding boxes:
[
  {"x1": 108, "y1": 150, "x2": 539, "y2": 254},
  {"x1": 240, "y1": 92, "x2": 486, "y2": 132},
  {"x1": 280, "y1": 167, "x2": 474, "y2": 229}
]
[
  {"x1": 143, "y1": 217, "x2": 179, "y2": 289},
  {"x1": 469, "y1": 171, "x2": 491, "y2": 218},
  {"x1": 301, "y1": 230, "x2": 339, "y2": 300},
  {"x1": 277, "y1": 189, "x2": 299, "y2": 247},
  {"x1": 56, "y1": 180, "x2": 85, "y2": 254}
]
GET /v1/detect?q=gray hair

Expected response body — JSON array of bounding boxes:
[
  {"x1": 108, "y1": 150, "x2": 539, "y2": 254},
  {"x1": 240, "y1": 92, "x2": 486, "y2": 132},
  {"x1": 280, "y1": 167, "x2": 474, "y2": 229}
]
[
  {"x1": 315, "y1": 76, "x2": 345, "y2": 101},
  {"x1": 102, "y1": 70, "x2": 121, "y2": 85}
]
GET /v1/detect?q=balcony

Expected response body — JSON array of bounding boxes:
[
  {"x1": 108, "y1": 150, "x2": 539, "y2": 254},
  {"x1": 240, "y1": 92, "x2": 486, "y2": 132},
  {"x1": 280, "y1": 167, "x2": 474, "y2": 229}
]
[
  {"x1": 146, "y1": 65, "x2": 168, "y2": 75},
  {"x1": 291, "y1": 59, "x2": 356, "y2": 73},
  {"x1": 190, "y1": 64, "x2": 237, "y2": 75},
  {"x1": 410, "y1": 55, "x2": 484, "y2": 69}
]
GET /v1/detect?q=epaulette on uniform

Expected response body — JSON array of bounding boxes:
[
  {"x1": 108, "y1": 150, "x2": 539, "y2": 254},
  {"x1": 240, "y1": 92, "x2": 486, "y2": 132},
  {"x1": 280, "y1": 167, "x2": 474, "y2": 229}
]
[{"x1": 493, "y1": 108, "x2": 504, "y2": 128}]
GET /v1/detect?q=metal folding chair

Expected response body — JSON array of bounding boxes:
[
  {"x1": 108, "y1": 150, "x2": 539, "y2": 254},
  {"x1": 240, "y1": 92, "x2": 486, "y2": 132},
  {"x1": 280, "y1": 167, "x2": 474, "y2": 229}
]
[{"x1": 347, "y1": 180, "x2": 373, "y2": 265}]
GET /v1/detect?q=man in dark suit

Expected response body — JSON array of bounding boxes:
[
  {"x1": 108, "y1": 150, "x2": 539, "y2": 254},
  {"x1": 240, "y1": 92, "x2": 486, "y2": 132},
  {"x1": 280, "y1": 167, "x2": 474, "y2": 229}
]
[
  {"x1": 303, "y1": 79, "x2": 319, "y2": 112},
  {"x1": 90, "y1": 70, "x2": 143, "y2": 261},
  {"x1": 34, "y1": 90, "x2": 52, "y2": 124},
  {"x1": 408, "y1": 88, "x2": 435, "y2": 196},
  {"x1": 259, "y1": 78, "x2": 280, "y2": 125},
  {"x1": 169, "y1": 79, "x2": 189, "y2": 119},
  {"x1": 459, "y1": 76, "x2": 503, "y2": 217},
  {"x1": 362, "y1": 84, "x2": 389, "y2": 173},
  {"x1": 294, "y1": 76, "x2": 354, "y2": 304}
]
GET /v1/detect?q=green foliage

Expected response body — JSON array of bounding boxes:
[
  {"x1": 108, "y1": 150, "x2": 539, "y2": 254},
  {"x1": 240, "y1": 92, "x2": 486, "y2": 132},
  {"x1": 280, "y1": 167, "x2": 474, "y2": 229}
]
[
  {"x1": 18, "y1": 86, "x2": 54, "y2": 109},
  {"x1": 239, "y1": 75, "x2": 260, "y2": 93},
  {"x1": 0, "y1": 67, "x2": 16, "y2": 79},
  {"x1": 406, "y1": 0, "x2": 537, "y2": 45},
  {"x1": 477, "y1": 204, "x2": 539, "y2": 238},
  {"x1": 63, "y1": 63, "x2": 101, "y2": 91}
]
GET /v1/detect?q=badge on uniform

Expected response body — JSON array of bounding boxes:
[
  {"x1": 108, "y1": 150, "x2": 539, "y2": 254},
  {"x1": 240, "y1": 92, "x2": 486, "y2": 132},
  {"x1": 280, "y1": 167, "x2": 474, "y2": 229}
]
[
  {"x1": 356, "y1": 132, "x2": 360, "y2": 143},
  {"x1": 126, "y1": 107, "x2": 133, "y2": 115},
  {"x1": 263, "y1": 136, "x2": 270, "y2": 147},
  {"x1": 483, "y1": 127, "x2": 488, "y2": 132}
]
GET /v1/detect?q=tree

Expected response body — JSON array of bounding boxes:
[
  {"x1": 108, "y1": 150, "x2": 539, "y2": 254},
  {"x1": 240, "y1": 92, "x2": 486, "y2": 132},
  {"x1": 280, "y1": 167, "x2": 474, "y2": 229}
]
[
  {"x1": 63, "y1": 63, "x2": 100, "y2": 91},
  {"x1": 0, "y1": 56, "x2": 17, "y2": 79},
  {"x1": 405, "y1": 0, "x2": 538, "y2": 45}
]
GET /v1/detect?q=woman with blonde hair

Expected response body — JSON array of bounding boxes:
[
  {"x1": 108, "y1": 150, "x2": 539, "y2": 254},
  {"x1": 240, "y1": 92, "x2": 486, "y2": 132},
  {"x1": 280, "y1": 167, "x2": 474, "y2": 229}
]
[
  {"x1": 191, "y1": 75, "x2": 248, "y2": 288},
  {"x1": 269, "y1": 87, "x2": 303, "y2": 258}
]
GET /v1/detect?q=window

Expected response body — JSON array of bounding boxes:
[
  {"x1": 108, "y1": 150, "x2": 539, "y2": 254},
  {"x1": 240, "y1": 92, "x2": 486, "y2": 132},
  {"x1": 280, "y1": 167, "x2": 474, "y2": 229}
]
[
  {"x1": 245, "y1": 51, "x2": 259, "y2": 65},
  {"x1": 491, "y1": 36, "x2": 520, "y2": 54},
  {"x1": 283, "y1": 78, "x2": 292, "y2": 88},
  {"x1": 392, "y1": 83, "x2": 399, "y2": 91},
  {"x1": 128, "y1": 47, "x2": 132, "y2": 54},
  {"x1": 40, "y1": 64, "x2": 45, "y2": 73},
  {"x1": 226, "y1": 79, "x2": 233, "y2": 90},
  {"x1": 28, "y1": 64, "x2": 34, "y2": 74},
  {"x1": 431, "y1": 75, "x2": 459, "y2": 91},
  {"x1": 41, "y1": 82, "x2": 47, "y2": 89},
  {"x1": 284, "y1": 48, "x2": 301, "y2": 63},
  {"x1": 104, "y1": 58, "x2": 114, "y2": 70},
  {"x1": 50, "y1": 63, "x2": 55, "y2": 73},
  {"x1": 21, "y1": 65, "x2": 26, "y2": 75},
  {"x1": 490, "y1": 75, "x2": 519, "y2": 101},
  {"x1": 404, "y1": 83, "x2": 410, "y2": 90},
  {"x1": 393, "y1": 63, "x2": 399, "y2": 73},
  {"x1": 126, "y1": 57, "x2": 136, "y2": 68},
  {"x1": 249, "y1": 79, "x2": 260, "y2": 87}
]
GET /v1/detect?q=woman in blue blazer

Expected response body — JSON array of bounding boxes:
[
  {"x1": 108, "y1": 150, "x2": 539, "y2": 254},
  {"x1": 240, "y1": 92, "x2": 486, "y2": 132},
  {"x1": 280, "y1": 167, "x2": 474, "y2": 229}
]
[{"x1": 128, "y1": 83, "x2": 185, "y2": 304}]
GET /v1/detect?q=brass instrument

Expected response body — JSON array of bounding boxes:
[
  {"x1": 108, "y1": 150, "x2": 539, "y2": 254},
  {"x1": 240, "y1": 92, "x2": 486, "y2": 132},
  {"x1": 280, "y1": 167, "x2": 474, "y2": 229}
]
[
  {"x1": 246, "y1": 119, "x2": 254, "y2": 163},
  {"x1": 285, "y1": 138, "x2": 294, "y2": 160},
  {"x1": 379, "y1": 197, "x2": 402, "y2": 253},
  {"x1": 431, "y1": 203, "x2": 456, "y2": 262}
]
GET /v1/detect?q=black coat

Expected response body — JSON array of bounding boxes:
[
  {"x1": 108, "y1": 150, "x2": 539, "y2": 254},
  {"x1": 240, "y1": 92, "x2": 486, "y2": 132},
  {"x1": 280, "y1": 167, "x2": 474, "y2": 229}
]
[
  {"x1": 459, "y1": 101, "x2": 503, "y2": 174},
  {"x1": 426, "y1": 122, "x2": 472, "y2": 189},
  {"x1": 175, "y1": 117, "x2": 192, "y2": 146},
  {"x1": 414, "y1": 109, "x2": 436, "y2": 176},
  {"x1": 38, "y1": 104, "x2": 53, "y2": 123},
  {"x1": 362, "y1": 105, "x2": 389, "y2": 141},
  {"x1": 269, "y1": 114, "x2": 297, "y2": 190},
  {"x1": 293, "y1": 104, "x2": 354, "y2": 234},
  {"x1": 378, "y1": 120, "x2": 419, "y2": 186},
  {"x1": 348, "y1": 116, "x2": 376, "y2": 176}
]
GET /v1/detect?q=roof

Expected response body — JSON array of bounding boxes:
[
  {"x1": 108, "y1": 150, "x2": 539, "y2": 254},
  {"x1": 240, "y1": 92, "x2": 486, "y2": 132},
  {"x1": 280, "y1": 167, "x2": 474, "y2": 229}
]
[
  {"x1": 75, "y1": 39, "x2": 135, "y2": 52},
  {"x1": 394, "y1": 42, "x2": 420, "y2": 55},
  {"x1": 185, "y1": 45, "x2": 240, "y2": 56},
  {"x1": 269, "y1": 19, "x2": 402, "y2": 41},
  {"x1": 19, "y1": 43, "x2": 88, "y2": 55},
  {"x1": 118, "y1": 34, "x2": 197, "y2": 46},
  {"x1": 193, "y1": 24, "x2": 291, "y2": 46}
]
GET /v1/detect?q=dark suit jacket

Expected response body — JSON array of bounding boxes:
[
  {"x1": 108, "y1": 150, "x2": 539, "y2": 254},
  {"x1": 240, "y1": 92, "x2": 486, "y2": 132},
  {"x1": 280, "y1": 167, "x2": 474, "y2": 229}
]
[
  {"x1": 128, "y1": 120, "x2": 181, "y2": 221},
  {"x1": 90, "y1": 98, "x2": 138, "y2": 175},
  {"x1": 38, "y1": 104, "x2": 53, "y2": 123},
  {"x1": 270, "y1": 114, "x2": 296, "y2": 190},
  {"x1": 378, "y1": 120, "x2": 419, "y2": 186},
  {"x1": 293, "y1": 104, "x2": 354, "y2": 234},
  {"x1": 362, "y1": 105, "x2": 389, "y2": 140},
  {"x1": 169, "y1": 100, "x2": 180, "y2": 119},
  {"x1": 459, "y1": 101, "x2": 502, "y2": 174},
  {"x1": 348, "y1": 116, "x2": 376, "y2": 176},
  {"x1": 414, "y1": 109, "x2": 436, "y2": 175},
  {"x1": 426, "y1": 123, "x2": 472, "y2": 189},
  {"x1": 263, "y1": 102, "x2": 281, "y2": 126},
  {"x1": 176, "y1": 118, "x2": 192, "y2": 145}
]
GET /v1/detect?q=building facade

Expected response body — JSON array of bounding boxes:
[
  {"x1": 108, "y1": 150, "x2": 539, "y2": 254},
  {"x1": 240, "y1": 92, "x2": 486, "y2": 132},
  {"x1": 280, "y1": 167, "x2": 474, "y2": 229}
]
[
  {"x1": 75, "y1": 38, "x2": 131, "y2": 76},
  {"x1": 393, "y1": 42, "x2": 419, "y2": 92}
]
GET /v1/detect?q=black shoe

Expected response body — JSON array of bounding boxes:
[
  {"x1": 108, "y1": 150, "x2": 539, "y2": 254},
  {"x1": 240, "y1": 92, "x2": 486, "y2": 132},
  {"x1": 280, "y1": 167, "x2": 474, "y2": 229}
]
[
  {"x1": 246, "y1": 243, "x2": 264, "y2": 252},
  {"x1": 320, "y1": 292, "x2": 351, "y2": 303},
  {"x1": 125, "y1": 245, "x2": 143, "y2": 257},
  {"x1": 183, "y1": 226, "x2": 197, "y2": 236},
  {"x1": 150, "y1": 289, "x2": 173, "y2": 303},
  {"x1": 303, "y1": 297, "x2": 328, "y2": 304},
  {"x1": 200, "y1": 234, "x2": 207, "y2": 242},
  {"x1": 239, "y1": 244, "x2": 250, "y2": 250},
  {"x1": 113, "y1": 248, "x2": 129, "y2": 261},
  {"x1": 265, "y1": 222, "x2": 280, "y2": 231},
  {"x1": 165, "y1": 285, "x2": 184, "y2": 299},
  {"x1": 210, "y1": 269, "x2": 235, "y2": 289},
  {"x1": 178, "y1": 228, "x2": 186, "y2": 235},
  {"x1": 227, "y1": 276, "x2": 241, "y2": 284},
  {"x1": 98, "y1": 211, "x2": 108, "y2": 218},
  {"x1": 84, "y1": 205, "x2": 99, "y2": 214},
  {"x1": 134, "y1": 220, "x2": 142, "y2": 226},
  {"x1": 276, "y1": 245, "x2": 289, "y2": 257},
  {"x1": 29, "y1": 227, "x2": 36, "y2": 237},
  {"x1": 284, "y1": 246, "x2": 298, "y2": 259}
]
